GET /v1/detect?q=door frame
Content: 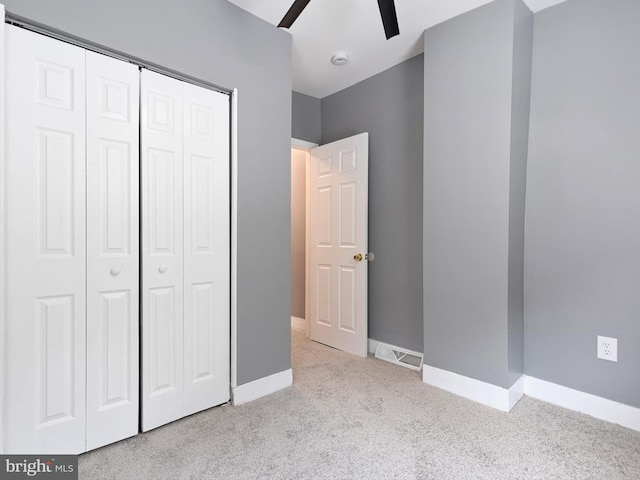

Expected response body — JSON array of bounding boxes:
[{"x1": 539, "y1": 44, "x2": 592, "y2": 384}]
[
  {"x1": 290, "y1": 138, "x2": 318, "y2": 339},
  {"x1": 0, "y1": 2, "x2": 6, "y2": 452},
  {"x1": 231, "y1": 89, "x2": 240, "y2": 391}
]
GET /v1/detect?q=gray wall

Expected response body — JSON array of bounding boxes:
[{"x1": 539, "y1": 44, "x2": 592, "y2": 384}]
[
  {"x1": 525, "y1": 0, "x2": 640, "y2": 408},
  {"x1": 423, "y1": 0, "x2": 531, "y2": 388},
  {"x1": 292, "y1": 91, "x2": 321, "y2": 144},
  {"x1": 2, "y1": 0, "x2": 293, "y2": 385},
  {"x1": 290, "y1": 148, "x2": 306, "y2": 319},
  {"x1": 322, "y1": 55, "x2": 424, "y2": 353}
]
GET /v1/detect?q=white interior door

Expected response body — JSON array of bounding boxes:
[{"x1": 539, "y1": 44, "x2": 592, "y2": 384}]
[
  {"x1": 141, "y1": 69, "x2": 185, "y2": 431},
  {"x1": 309, "y1": 133, "x2": 369, "y2": 357},
  {"x1": 182, "y1": 82, "x2": 230, "y2": 416},
  {"x1": 4, "y1": 25, "x2": 87, "y2": 454},
  {"x1": 141, "y1": 70, "x2": 230, "y2": 431},
  {"x1": 86, "y1": 51, "x2": 140, "y2": 450}
]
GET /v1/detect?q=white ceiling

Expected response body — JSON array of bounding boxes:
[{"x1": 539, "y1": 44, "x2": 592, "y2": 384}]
[{"x1": 228, "y1": 0, "x2": 568, "y2": 98}]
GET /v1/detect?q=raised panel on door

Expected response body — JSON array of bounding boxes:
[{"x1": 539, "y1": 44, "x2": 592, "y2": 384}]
[
  {"x1": 338, "y1": 267, "x2": 357, "y2": 333},
  {"x1": 4, "y1": 25, "x2": 87, "y2": 454},
  {"x1": 141, "y1": 69, "x2": 185, "y2": 432},
  {"x1": 317, "y1": 186, "x2": 333, "y2": 247},
  {"x1": 309, "y1": 134, "x2": 368, "y2": 357},
  {"x1": 316, "y1": 265, "x2": 332, "y2": 326},
  {"x1": 339, "y1": 182, "x2": 357, "y2": 248},
  {"x1": 148, "y1": 287, "x2": 179, "y2": 394},
  {"x1": 86, "y1": 51, "x2": 140, "y2": 450},
  {"x1": 183, "y1": 82, "x2": 230, "y2": 415},
  {"x1": 310, "y1": 166, "x2": 335, "y2": 341},
  {"x1": 36, "y1": 296, "x2": 76, "y2": 425}
]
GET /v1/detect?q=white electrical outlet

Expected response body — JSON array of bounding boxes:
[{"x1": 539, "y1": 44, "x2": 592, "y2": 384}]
[{"x1": 597, "y1": 335, "x2": 618, "y2": 362}]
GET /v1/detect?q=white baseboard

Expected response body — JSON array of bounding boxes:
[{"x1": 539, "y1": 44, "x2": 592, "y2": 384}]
[
  {"x1": 232, "y1": 369, "x2": 293, "y2": 406},
  {"x1": 523, "y1": 375, "x2": 640, "y2": 432},
  {"x1": 368, "y1": 338, "x2": 379, "y2": 354},
  {"x1": 421, "y1": 366, "x2": 640, "y2": 432},
  {"x1": 422, "y1": 365, "x2": 524, "y2": 412},
  {"x1": 291, "y1": 316, "x2": 305, "y2": 330}
]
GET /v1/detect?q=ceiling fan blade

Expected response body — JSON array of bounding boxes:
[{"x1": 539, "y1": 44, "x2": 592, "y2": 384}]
[
  {"x1": 377, "y1": 0, "x2": 400, "y2": 40},
  {"x1": 278, "y1": 0, "x2": 312, "y2": 28}
]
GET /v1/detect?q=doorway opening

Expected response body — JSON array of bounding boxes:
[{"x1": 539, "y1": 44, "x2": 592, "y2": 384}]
[
  {"x1": 290, "y1": 134, "x2": 370, "y2": 358},
  {"x1": 290, "y1": 140, "x2": 316, "y2": 338}
]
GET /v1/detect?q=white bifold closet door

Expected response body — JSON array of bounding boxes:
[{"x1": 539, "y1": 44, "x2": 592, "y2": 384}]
[
  {"x1": 4, "y1": 26, "x2": 139, "y2": 453},
  {"x1": 141, "y1": 70, "x2": 230, "y2": 431},
  {"x1": 85, "y1": 51, "x2": 140, "y2": 451},
  {"x1": 5, "y1": 24, "x2": 87, "y2": 456}
]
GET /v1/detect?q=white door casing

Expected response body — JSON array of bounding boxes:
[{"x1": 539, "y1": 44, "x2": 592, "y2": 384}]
[
  {"x1": 0, "y1": 5, "x2": 6, "y2": 454},
  {"x1": 85, "y1": 51, "x2": 140, "y2": 450},
  {"x1": 141, "y1": 70, "x2": 230, "y2": 431},
  {"x1": 309, "y1": 133, "x2": 369, "y2": 357},
  {"x1": 4, "y1": 25, "x2": 87, "y2": 454}
]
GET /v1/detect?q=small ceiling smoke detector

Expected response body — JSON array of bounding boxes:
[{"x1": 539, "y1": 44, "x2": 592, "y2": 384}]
[{"x1": 331, "y1": 52, "x2": 349, "y2": 66}]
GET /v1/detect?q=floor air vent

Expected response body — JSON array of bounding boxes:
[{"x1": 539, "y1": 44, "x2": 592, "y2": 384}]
[{"x1": 374, "y1": 342, "x2": 424, "y2": 371}]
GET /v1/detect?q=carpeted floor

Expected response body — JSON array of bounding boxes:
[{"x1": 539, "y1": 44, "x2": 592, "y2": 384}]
[{"x1": 80, "y1": 328, "x2": 640, "y2": 479}]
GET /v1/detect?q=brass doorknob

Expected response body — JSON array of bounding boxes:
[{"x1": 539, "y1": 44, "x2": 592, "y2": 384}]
[{"x1": 354, "y1": 253, "x2": 363, "y2": 262}]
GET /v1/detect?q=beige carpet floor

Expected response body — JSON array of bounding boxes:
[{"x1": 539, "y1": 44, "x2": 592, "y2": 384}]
[{"x1": 80, "y1": 328, "x2": 640, "y2": 479}]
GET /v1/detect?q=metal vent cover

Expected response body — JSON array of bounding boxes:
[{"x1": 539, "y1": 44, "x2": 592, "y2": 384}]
[{"x1": 374, "y1": 343, "x2": 424, "y2": 371}]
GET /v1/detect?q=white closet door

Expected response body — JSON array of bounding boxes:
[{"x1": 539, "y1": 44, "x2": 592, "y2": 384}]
[
  {"x1": 141, "y1": 69, "x2": 185, "y2": 431},
  {"x1": 86, "y1": 51, "x2": 140, "y2": 450},
  {"x1": 182, "y1": 82, "x2": 230, "y2": 415},
  {"x1": 141, "y1": 71, "x2": 230, "y2": 431},
  {"x1": 4, "y1": 26, "x2": 87, "y2": 454}
]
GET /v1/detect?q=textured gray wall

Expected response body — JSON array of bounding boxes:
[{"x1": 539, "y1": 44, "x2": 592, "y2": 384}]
[
  {"x1": 292, "y1": 91, "x2": 321, "y2": 144},
  {"x1": 423, "y1": 0, "x2": 529, "y2": 388},
  {"x1": 2, "y1": 0, "x2": 293, "y2": 385},
  {"x1": 322, "y1": 55, "x2": 424, "y2": 353},
  {"x1": 525, "y1": 0, "x2": 640, "y2": 407},
  {"x1": 290, "y1": 149, "x2": 306, "y2": 319}
]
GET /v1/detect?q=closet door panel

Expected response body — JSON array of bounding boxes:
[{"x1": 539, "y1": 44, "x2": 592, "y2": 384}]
[
  {"x1": 141, "y1": 70, "x2": 185, "y2": 431},
  {"x1": 183, "y1": 83, "x2": 230, "y2": 415},
  {"x1": 4, "y1": 26, "x2": 87, "y2": 454},
  {"x1": 86, "y1": 51, "x2": 140, "y2": 450}
]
